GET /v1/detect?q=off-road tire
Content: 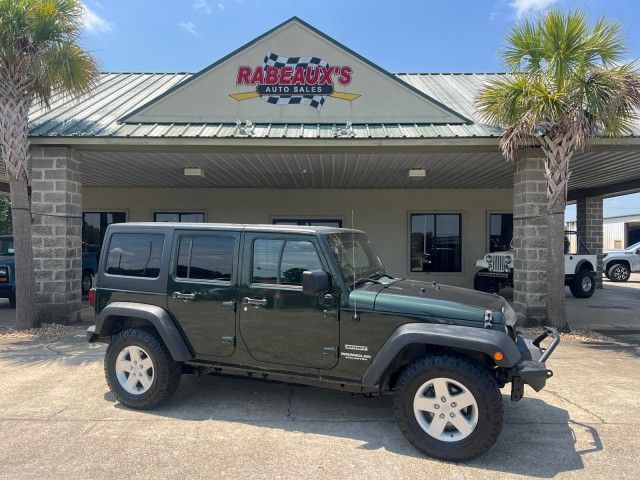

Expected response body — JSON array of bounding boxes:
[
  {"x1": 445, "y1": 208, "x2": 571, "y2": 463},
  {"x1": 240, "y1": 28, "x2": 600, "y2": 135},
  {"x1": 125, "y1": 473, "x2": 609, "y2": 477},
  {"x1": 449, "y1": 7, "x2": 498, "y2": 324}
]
[
  {"x1": 105, "y1": 328, "x2": 182, "y2": 410},
  {"x1": 473, "y1": 270, "x2": 499, "y2": 294},
  {"x1": 8, "y1": 293, "x2": 16, "y2": 308},
  {"x1": 393, "y1": 354, "x2": 503, "y2": 461},
  {"x1": 607, "y1": 262, "x2": 630, "y2": 282},
  {"x1": 81, "y1": 271, "x2": 92, "y2": 296},
  {"x1": 569, "y1": 269, "x2": 596, "y2": 298}
]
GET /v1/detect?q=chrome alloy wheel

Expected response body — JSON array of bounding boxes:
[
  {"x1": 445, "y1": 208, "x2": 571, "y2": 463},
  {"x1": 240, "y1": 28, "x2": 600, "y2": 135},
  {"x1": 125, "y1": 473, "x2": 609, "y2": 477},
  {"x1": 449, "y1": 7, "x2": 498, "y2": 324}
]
[
  {"x1": 115, "y1": 346, "x2": 154, "y2": 395},
  {"x1": 413, "y1": 377, "x2": 479, "y2": 442},
  {"x1": 612, "y1": 265, "x2": 629, "y2": 281},
  {"x1": 581, "y1": 276, "x2": 593, "y2": 292}
]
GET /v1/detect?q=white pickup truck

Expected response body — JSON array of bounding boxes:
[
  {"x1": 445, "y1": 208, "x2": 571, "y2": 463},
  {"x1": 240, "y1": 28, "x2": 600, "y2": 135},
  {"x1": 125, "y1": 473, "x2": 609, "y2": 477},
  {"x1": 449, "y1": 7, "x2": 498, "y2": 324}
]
[
  {"x1": 603, "y1": 241, "x2": 640, "y2": 282},
  {"x1": 474, "y1": 231, "x2": 597, "y2": 298}
]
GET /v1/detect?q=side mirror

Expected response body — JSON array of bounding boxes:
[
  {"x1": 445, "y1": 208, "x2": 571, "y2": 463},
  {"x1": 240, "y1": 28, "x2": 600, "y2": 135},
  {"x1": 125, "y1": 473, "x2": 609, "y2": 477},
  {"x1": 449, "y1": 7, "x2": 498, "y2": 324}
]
[{"x1": 302, "y1": 270, "x2": 329, "y2": 295}]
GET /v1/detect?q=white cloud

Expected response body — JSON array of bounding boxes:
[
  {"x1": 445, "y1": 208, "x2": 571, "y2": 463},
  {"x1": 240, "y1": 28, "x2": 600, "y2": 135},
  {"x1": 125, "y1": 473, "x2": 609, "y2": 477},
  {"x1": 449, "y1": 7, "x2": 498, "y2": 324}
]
[
  {"x1": 81, "y1": 3, "x2": 113, "y2": 34},
  {"x1": 194, "y1": 0, "x2": 212, "y2": 15},
  {"x1": 509, "y1": 0, "x2": 559, "y2": 17},
  {"x1": 178, "y1": 21, "x2": 198, "y2": 36},
  {"x1": 218, "y1": 3, "x2": 225, "y2": 11}
]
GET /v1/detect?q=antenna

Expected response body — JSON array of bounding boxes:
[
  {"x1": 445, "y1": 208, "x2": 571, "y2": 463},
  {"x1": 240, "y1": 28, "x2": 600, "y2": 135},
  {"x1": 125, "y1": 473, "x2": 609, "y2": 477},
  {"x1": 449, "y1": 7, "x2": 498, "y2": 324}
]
[{"x1": 351, "y1": 209, "x2": 357, "y2": 320}]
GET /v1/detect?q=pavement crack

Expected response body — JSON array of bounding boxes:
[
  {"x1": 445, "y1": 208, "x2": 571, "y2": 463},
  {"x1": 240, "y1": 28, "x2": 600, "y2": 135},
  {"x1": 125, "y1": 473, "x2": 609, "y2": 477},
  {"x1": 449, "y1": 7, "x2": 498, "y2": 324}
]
[
  {"x1": 544, "y1": 389, "x2": 606, "y2": 423},
  {"x1": 285, "y1": 386, "x2": 295, "y2": 421}
]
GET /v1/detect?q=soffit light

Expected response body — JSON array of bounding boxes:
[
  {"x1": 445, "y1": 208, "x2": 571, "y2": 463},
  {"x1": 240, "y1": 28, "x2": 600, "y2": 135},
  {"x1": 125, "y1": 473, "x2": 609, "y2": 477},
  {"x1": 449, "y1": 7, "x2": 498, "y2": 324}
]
[
  {"x1": 184, "y1": 168, "x2": 204, "y2": 177},
  {"x1": 408, "y1": 168, "x2": 426, "y2": 178}
]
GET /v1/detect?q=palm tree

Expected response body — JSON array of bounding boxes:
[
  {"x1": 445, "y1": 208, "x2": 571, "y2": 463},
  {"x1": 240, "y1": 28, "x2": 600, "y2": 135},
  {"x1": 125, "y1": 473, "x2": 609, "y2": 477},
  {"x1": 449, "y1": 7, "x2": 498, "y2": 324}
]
[
  {"x1": 0, "y1": 0, "x2": 98, "y2": 329},
  {"x1": 477, "y1": 10, "x2": 640, "y2": 331}
]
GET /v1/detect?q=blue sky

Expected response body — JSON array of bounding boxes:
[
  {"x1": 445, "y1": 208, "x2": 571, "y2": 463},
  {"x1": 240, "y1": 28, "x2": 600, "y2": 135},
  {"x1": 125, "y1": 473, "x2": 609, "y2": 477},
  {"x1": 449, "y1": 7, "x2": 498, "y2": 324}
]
[{"x1": 79, "y1": 0, "x2": 640, "y2": 219}]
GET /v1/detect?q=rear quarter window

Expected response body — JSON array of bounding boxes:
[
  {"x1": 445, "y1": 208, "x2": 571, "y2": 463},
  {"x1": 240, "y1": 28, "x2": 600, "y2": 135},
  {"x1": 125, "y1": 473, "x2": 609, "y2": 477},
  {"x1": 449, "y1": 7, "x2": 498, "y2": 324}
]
[{"x1": 105, "y1": 233, "x2": 164, "y2": 278}]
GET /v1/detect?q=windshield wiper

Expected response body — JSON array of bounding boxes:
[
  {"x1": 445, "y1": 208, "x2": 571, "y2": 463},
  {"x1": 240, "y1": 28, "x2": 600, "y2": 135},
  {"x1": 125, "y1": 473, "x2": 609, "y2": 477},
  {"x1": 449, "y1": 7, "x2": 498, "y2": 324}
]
[{"x1": 351, "y1": 271, "x2": 387, "y2": 287}]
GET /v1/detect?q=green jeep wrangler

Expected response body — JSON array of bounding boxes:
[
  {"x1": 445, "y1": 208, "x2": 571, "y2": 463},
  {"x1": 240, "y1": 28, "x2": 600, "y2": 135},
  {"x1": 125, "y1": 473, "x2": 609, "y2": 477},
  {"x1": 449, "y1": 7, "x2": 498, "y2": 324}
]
[{"x1": 87, "y1": 223, "x2": 558, "y2": 461}]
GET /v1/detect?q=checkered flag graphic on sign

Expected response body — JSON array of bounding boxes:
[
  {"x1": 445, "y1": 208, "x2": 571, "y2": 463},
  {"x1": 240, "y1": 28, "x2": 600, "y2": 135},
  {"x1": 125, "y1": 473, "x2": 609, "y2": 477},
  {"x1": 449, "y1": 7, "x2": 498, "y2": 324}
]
[{"x1": 261, "y1": 51, "x2": 329, "y2": 110}]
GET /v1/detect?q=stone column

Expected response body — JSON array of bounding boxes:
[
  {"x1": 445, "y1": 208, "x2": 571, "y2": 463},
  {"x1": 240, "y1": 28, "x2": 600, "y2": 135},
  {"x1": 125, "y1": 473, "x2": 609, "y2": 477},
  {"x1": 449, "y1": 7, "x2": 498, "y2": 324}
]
[
  {"x1": 576, "y1": 195, "x2": 604, "y2": 288},
  {"x1": 512, "y1": 152, "x2": 548, "y2": 326},
  {"x1": 30, "y1": 147, "x2": 83, "y2": 325}
]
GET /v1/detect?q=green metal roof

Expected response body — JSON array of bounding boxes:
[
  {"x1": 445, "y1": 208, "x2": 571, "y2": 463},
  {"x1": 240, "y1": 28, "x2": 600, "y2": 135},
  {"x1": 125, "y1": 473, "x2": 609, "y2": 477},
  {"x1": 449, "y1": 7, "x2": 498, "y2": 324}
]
[{"x1": 27, "y1": 72, "x2": 640, "y2": 140}]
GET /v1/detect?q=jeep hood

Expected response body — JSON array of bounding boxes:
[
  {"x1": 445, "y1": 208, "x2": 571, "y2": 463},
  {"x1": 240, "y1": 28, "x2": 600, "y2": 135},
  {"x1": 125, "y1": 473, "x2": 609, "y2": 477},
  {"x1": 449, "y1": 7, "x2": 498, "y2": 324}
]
[{"x1": 354, "y1": 278, "x2": 513, "y2": 326}]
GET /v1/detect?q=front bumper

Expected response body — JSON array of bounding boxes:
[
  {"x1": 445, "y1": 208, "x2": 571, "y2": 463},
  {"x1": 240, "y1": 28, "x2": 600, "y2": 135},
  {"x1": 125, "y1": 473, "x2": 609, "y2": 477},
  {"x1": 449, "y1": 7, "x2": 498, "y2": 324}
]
[{"x1": 509, "y1": 327, "x2": 559, "y2": 401}]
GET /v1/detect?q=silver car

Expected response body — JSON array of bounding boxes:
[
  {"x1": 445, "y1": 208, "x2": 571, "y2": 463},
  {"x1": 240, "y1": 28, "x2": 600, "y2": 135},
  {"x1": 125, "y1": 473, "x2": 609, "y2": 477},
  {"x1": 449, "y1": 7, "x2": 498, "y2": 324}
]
[{"x1": 604, "y1": 242, "x2": 640, "y2": 282}]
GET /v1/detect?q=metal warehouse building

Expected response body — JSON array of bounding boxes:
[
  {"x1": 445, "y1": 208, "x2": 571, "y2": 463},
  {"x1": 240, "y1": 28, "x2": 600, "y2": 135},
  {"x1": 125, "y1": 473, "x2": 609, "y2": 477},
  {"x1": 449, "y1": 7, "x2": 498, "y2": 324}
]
[{"x1": 9, "y1": 17, "x2": 640, "y2": 325}]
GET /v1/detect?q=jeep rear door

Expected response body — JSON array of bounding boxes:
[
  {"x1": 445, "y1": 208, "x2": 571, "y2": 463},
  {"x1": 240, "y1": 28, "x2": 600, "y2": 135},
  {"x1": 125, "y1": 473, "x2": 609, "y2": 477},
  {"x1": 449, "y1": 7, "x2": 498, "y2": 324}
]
[
  {"x1": 239, "y1": 232, "x2": 339, "y2": 369},
  {"x1": 167, "y1": 230, "x2": 239, "y2": 358}
]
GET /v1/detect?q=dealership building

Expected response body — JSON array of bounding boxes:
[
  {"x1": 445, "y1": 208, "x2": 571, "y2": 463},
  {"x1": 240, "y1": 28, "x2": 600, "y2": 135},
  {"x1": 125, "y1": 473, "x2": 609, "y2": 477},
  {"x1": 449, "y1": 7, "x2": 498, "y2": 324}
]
[{"x1": 15, "y1": 17, "x2": 640, "y2": 325}]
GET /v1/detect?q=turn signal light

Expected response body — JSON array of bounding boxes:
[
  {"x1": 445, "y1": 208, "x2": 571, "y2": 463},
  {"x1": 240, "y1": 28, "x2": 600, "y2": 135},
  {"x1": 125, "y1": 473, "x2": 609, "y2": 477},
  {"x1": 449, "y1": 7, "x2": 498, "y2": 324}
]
[
  {"x1": 88, "y1": 288, "x2": 95, "y2": 307},
  {"x1": 493, "y1": 351, "x2": 504, "y2": 362}
]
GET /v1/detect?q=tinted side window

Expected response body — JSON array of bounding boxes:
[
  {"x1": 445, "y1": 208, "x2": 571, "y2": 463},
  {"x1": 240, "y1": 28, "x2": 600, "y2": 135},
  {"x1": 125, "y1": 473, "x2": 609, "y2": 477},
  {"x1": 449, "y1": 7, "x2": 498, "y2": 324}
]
[
  {"x1": 252, "y1": 239, "x2": 283, "y2": 284},
  {"x1": 105, "y1": 233, "x2": 164, "y2": 278},
  {"x1": 176, "y1": 235, "x2": 234, "y2": 281},
  {"x1": 280, "y1": 241, "x2": 322, "y2": 285}
]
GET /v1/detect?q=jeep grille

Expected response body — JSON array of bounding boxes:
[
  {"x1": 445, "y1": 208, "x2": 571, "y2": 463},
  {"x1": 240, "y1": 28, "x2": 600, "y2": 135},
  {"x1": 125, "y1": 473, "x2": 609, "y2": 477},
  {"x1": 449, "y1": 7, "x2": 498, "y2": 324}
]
[{"x1": 493, "y1": 255, "x2": 506, "y2": 272}]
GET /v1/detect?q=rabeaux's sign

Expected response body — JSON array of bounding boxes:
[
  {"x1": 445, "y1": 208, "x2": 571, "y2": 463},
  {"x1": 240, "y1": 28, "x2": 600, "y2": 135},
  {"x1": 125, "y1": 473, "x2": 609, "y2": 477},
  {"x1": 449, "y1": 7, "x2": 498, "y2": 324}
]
[{"x1": 230, "y1": 51, "x2": 360, "y2": 110}]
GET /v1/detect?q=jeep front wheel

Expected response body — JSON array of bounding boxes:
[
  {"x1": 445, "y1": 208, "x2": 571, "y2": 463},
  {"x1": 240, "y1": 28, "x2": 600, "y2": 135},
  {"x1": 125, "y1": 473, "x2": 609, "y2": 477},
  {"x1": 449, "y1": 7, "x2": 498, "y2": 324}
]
[
  {"x1": 569, "y1": 270, "x2": 596, "y2": 298},
  {"x1": 607, "y1": 263, "x2": 630, "y2": 282},
  {"x1": 393, "y1": 355, "x2": 502, "y2": 461},
  {"x1": 105, "y1": 328, "x2": 182, "y2": 409},
  {"x1": 473, "y1": 270, "x2": 499, "y2": 294}
]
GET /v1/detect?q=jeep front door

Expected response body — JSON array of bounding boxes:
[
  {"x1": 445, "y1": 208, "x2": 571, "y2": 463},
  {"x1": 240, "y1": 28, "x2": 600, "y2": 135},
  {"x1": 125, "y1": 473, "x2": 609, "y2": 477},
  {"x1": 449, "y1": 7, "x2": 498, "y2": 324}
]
[
  {"x1": 239, "y1": 233, "x2": 339, "y2": 369},
  {"x1": 167, "y1": 230, "x2": 239, "y2": 358}
]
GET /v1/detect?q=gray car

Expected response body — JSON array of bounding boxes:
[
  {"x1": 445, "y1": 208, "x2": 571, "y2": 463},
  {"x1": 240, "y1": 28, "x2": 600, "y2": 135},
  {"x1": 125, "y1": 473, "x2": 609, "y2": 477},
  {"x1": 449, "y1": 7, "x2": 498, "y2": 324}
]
[{"x1": 603, "y1": 241, "x2": 640, "y2": 282}]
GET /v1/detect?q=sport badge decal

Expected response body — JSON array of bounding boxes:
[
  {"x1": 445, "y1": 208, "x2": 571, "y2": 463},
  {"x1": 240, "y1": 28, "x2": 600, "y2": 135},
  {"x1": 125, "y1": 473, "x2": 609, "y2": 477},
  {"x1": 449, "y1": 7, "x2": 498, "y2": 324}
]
[{"x1": 230, "y1": 51, "x2": 360, "y2": 110}]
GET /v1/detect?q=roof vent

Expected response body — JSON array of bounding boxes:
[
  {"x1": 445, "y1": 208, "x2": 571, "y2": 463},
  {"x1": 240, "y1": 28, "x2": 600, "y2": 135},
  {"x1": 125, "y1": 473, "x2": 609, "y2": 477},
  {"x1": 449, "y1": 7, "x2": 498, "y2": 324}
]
[
  {"x1": 235, "y1": 119, "x2": 255, "y2": 137},
  {"x1": 334, "y1": 121, "x2": 354, "y2": 138}
]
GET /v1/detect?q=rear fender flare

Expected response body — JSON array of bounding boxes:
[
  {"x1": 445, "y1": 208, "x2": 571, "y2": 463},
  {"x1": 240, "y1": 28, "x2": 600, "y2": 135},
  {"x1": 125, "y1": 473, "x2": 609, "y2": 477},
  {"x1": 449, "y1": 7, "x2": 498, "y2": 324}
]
[
  {"x1": 96, "y1": 302, "x2": 193, "y2": 362},
  {"x1": 361, "y1": 323, "x2": 521, "y2": 388}
]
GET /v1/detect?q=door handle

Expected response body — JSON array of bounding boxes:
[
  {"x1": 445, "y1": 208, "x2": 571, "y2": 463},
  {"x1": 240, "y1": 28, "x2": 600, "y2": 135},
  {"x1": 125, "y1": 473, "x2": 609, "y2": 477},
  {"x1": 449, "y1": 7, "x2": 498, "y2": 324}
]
[
  {"x1": 172, "y1": 292, "x2": 196, "y2": 301},
  {"x1": 242, "y1": 297, "x2": 268, "y2": 307}
]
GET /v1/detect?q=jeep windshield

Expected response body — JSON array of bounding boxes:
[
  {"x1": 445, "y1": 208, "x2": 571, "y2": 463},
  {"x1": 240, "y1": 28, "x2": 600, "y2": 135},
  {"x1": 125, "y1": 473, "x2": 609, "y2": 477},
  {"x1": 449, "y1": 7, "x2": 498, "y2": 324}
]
[{"x1": 326, "y1": 232, "x2": 390, "y2": 287}]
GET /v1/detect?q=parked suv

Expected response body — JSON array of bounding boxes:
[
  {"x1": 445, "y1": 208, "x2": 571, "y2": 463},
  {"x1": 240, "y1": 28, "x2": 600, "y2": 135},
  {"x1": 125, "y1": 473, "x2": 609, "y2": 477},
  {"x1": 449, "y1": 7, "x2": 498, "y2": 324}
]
[
  {"x1": 603, "y1": 241, "x2": 640, "y2": 282},
  {"x1": 474, "y1": 231, "x2": 597, "y2": 298},
  {"x1": 0, "y1": 235, "x2": 98, "y2": 306},
  {"x1": 87, "y1": 223, "x2": 558, "y2": 461}
]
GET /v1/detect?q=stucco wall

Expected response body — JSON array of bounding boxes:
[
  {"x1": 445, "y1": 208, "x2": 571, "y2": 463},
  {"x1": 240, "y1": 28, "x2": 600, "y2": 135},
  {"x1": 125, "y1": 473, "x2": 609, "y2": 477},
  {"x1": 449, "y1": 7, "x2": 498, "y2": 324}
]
[{"x1": 83, "y1": 187, "x2": 513, "y2": 288}]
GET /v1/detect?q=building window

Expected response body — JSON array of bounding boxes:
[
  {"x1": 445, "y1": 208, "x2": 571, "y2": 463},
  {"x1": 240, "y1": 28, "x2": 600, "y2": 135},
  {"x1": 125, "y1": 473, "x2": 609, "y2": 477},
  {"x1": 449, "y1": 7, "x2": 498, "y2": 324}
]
[
  {"x1": 176, "y1": 235, "x2": 234, "y2": 281},
  {"x1": 410, "y1": 214, "x2": 462, "y2": 273},
  {"x1": 273, "y1": 218, "x2": 342, "y2": 228},
  {"x1": 105, "y1": 233, "x2": 164, "y2": 278},
  {"x1": 154, "y1": 212, "x2": 204, "y2": 223},
  {"x1": 489, "y1": 213, "x2": 513, "y2": 252},
  {"x1": 83, "y1": 212, "x2": 126, "y2": 254},
  {"x1": 252, "y1": 239, "x2": 322, "y2": 286}
]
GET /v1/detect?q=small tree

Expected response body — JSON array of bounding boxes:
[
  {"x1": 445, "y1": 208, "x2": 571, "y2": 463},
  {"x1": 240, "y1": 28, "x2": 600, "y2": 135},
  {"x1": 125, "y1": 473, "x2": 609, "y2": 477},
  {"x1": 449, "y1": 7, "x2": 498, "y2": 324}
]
[
  {"x1": 0, "y1": 196, "x2": 11, "y2": 234},
  {"x1": 477, "y1": 11, "x2": 640, "y2": 331},
  {"x1": 0, "y1": 0, "x2": 98, "y2": 329}
]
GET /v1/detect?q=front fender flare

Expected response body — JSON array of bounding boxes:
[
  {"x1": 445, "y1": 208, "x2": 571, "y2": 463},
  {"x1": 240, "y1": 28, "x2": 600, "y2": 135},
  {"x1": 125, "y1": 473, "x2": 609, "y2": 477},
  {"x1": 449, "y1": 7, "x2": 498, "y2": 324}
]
[
  {"x1": 96, "y1": 302, "x2": 193, "y2": 362},
  {"x1": 361, "y1": 323, "x2": 521, "y2": 388}
]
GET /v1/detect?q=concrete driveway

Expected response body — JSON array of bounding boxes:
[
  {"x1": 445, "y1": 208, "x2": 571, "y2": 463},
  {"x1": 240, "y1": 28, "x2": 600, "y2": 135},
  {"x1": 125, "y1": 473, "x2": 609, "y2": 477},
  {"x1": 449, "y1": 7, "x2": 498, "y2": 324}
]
[{"x1": 1, "y1": 308, "x2": 640, "y2": 478}]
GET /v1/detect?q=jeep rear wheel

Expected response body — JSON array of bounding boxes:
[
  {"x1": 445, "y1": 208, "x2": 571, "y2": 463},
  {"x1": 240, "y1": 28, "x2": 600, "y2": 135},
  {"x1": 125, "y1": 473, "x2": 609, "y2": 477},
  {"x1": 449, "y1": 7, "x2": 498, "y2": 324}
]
[
  {"x1": 569, "y1": 269, "x2": 596, "y2": 298},
  {"x1": 393, "y1": 355, "x2": 502, "y2": 461},
  {"x1": 105, "y1": 328, "x2": 182, "y2": 410},
  {"x1": 607, "y1": 263, "x2": 630, "y2": 282}
]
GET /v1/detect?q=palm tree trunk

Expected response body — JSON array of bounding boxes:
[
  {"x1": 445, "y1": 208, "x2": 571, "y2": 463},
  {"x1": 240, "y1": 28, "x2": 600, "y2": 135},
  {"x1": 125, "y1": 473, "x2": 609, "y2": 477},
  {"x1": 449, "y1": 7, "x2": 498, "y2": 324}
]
[
  {"x1": 9, "y1": 179, "x2": 36, "y2": 329},
  {"x1": 541, "y1": 133, "x2": 574, "y2": 332},
  {"x1": 0, "y1": 82, "x2": 37, "y2": 329}
]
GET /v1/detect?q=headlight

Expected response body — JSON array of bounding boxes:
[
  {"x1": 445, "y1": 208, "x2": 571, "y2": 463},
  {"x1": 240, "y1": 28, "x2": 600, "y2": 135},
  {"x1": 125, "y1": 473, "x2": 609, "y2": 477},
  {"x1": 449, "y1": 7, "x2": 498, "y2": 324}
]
[
  {"x1": 485, "y1": 254, "x2": 493, "y2": 263},
  {"x1": 505, "y1": 255, "x2": 512, "y2": 265},
  {"x1": 0, "y1": 266, "x2": 7, "y2": 283}
]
